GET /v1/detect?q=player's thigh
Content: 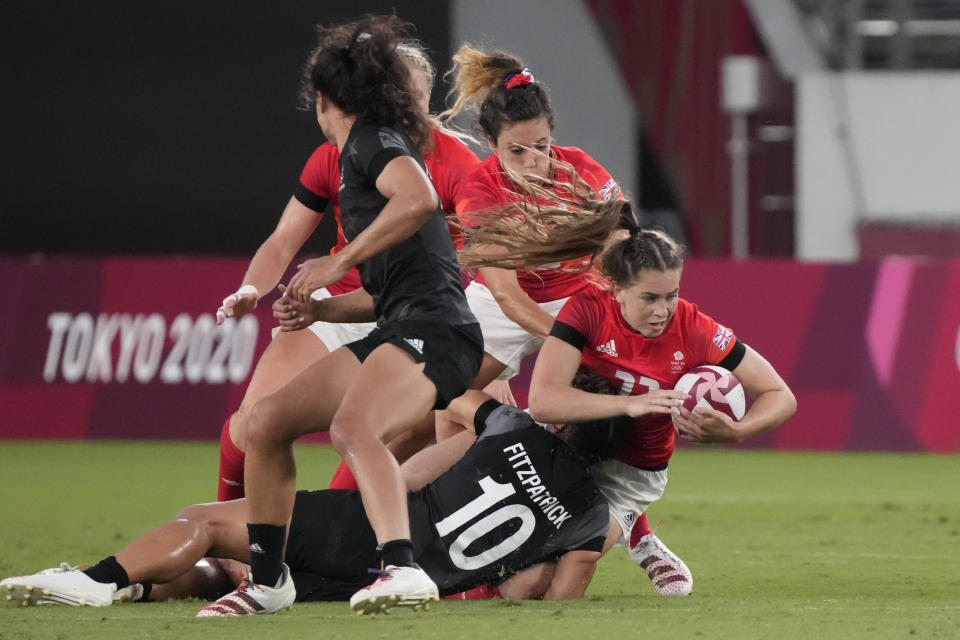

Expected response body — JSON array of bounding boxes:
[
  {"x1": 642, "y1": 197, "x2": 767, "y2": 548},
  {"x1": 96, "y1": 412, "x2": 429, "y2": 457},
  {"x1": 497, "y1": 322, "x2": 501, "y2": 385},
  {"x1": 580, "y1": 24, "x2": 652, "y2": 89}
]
[
  {"x1": 238, "y1": 328, "x2": 331, "y2": 411},
  {"x1": 247, "y1": 346, "x2": 362, "y2": 446},
  {"x1": 331, "y1": 344, "x2": 438, "y2": 448}
]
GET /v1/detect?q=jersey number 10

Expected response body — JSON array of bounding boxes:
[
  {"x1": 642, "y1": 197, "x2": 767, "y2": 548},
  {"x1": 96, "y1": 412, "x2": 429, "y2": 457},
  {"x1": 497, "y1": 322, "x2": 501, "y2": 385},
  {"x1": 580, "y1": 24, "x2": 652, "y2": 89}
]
[{"x1": 435, "y1": 476, "x2": 537, "y2": 570}]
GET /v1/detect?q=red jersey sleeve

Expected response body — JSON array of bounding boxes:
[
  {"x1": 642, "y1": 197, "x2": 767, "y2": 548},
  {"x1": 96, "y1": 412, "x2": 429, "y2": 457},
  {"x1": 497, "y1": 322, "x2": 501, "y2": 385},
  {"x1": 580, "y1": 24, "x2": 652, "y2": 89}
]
[
  {"x1": 553, "y1": 146, "x2": 621, "y2": 201},
  {"x1": 294, "y1": 143, "x2": 340, "y2": 213},
  {"x1": 681, "y1": 301, "x2": 739, "y2": 366},
  {"x1": 552, "y1": 290, "x2": 602, "y2": 348}
]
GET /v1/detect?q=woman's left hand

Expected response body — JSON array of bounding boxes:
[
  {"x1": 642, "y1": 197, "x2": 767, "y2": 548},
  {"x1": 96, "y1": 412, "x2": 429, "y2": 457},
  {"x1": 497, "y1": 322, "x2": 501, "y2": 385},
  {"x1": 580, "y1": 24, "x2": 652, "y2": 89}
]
[
  {"x1": 273, "y1": 285, "x2": 320, "y2": 332},
  {"x1": 287, "y1": 255, "x2": 350, "y2": 303},
  {"x1": 672, "y1": 406, "x2": 742, "y2": 443}
]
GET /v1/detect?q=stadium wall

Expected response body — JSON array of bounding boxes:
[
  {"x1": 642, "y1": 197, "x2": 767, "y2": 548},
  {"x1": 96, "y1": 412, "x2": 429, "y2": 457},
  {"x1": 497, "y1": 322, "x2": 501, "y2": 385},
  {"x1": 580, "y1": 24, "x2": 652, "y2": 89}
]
[{"x1": 1, "y1": 256, "x2": 956, "y2": 453}]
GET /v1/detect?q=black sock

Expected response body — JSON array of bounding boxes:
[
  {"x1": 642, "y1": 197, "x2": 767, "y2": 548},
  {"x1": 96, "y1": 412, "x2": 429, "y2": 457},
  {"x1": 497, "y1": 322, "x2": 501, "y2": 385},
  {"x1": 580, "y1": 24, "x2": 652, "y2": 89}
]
[
  {"x1": 247, "y1": 523, "x2": 286, "y2": 587},
  {"x1": 139, "y1": 582, "x2": 152, "y2": 602},
  {"x1": 83, "y1": 556, "x2": 130, "y2": 588},
  {"x1": 378, "y1": 539, "x2": 415, "y2": 568}
]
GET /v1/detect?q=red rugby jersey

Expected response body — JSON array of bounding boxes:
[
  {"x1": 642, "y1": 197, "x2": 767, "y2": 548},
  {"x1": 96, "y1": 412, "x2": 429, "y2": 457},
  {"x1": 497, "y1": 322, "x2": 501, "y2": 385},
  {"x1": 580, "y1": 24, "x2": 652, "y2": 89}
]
[
  {"x1": 294, "y1": 129, "x2": 480, "y2": 294},
  {"x1": 455, "y1": 145, "x2": 620, "y2": 303},
  {"x1": 552, "y1": 285, "x2": 741, "y2": 468}
]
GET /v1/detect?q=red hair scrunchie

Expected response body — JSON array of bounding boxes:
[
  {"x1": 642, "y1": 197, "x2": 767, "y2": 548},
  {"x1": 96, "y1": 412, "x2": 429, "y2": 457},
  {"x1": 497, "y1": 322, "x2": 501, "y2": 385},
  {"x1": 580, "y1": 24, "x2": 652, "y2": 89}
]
[{"x1": 504, "y1": 68, "x2": 535, "y2": 88}]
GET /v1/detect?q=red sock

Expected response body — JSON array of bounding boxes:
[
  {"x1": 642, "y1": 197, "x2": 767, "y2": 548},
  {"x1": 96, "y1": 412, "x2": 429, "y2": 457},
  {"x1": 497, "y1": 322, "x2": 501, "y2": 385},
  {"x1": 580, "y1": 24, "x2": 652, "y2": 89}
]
[
  {"x1": 328, "y1": 460, "x2": 360, "y2": 491},
  {"x1": 217, "y1": 416, "x2": 246, "y2": 502},
  {"x1": 443, "y1": 583, "x2": 503, "y2": 600},
  {"x1": 629, "y1": 512, "x2": 653, "y2": 547}
]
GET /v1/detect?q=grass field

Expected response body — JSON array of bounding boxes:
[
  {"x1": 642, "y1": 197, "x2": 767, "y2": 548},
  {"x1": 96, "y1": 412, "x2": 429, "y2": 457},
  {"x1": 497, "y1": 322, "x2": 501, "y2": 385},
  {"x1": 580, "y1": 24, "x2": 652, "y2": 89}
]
[{"x1": 0, "y1": 441, "x2": 957, "y2": 639}]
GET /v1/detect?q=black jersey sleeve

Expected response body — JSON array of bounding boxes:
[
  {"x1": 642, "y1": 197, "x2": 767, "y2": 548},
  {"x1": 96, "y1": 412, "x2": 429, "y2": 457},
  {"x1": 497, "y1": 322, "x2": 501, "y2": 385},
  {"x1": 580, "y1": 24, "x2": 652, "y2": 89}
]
[
  {"x1": 473, "y1": 399, "x2": 502, "y2": 436},
  {"x1": 550, "y1": 320, "x2": 586, "y2": 351},
  {"x1": 352, "y1": 126, "x2": 415, "y2": 182},
  {"x1": 718, "y1": 339, "x2": 746, "y2": 371},
  {"x1": 293, "y1": 182, "x2": 329, "y2": 213},
  {"x1": 476, "y1": 405, "x2": 539, "y2": 440}
]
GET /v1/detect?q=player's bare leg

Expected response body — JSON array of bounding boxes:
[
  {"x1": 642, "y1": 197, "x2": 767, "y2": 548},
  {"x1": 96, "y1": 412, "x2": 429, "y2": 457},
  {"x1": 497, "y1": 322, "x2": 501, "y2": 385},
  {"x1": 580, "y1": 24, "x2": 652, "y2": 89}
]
[
  {"x1": 218, "y1": 329, "x2": 331, "y2": 500},
  {"x1": 0, "y1": 501, "x2": 252, "y2": 607},
  {"x1": 242, "y1": 346, "x2": 360, "y2": 527},
  {"x1": 202, "y1": 347, "x2": 362, "y2": 615},
  {"x1": 231, "y1": 328, "x2": 332, "y2": 450},
  {"x1": 330, "y1": 344, "x2": 442, "y2": 614}
]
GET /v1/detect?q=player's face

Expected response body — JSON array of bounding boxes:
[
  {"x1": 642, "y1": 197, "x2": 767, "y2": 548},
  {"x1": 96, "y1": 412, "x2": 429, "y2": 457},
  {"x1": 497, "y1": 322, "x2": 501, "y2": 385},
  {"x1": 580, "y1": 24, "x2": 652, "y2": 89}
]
[
  {"x1": 490, "y1": 118, "x2": 552, "y2": 179},
  {"x1": 614, "y1": 268, "x2": 682, "y2": 337}
]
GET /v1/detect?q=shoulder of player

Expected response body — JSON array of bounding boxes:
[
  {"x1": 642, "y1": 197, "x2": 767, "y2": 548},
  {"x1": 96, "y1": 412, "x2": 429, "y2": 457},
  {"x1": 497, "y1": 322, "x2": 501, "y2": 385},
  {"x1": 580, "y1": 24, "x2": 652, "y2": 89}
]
[
  {"x1": 551, "y1": 145, "x2": 613, "y2": 191},
  {"x1": 427, "y1": 128, "x2": 480, "y2": 160},
  {"x1": 672, "y1": 298, "x2": 727, "y2": 341},
  {"x1": 551, "y1": 145, "x2": 605, "y2": 171},
  {"x1": 304, "y1": 142, "x2": 340, "y2": 169}
]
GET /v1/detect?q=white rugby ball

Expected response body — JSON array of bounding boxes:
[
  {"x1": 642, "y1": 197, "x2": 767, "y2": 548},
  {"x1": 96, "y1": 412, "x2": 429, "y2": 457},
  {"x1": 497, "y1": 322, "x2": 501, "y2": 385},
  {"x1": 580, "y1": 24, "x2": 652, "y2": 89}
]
[{"x1": 672, "y1": 365, "x2": 745, "y2": 421}]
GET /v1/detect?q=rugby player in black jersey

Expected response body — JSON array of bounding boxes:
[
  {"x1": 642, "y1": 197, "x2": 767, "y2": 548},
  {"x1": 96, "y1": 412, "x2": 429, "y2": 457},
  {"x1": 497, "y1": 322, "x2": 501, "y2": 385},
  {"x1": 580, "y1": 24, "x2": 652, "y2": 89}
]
[
  {"x1": 212, "y1": 16, "x2": 483, "y2": 614},
  {"x1": 1, "y1": 369, "x2": 629, "y2": 615}
]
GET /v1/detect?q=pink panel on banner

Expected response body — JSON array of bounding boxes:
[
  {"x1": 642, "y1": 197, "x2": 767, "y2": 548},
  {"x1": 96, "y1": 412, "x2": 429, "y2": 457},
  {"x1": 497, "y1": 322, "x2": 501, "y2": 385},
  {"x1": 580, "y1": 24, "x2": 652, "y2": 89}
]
[
  {"x1": 680, "y1": 260, "x2": 828, "y2": 381},
  {"x1": 0, "y1": 385, "x2": 94, "y2": 439},
  {"x1": 913, "y1": 263, "x2": 960, "y2": 452},
  {"x1": 770, "y1": 391, "x2": 854, "y2": 451},
  {"x1": 866, "y1": 258, "x2": 914, "y2": 387},
  {"x1": 0, "y1": 256, "x2": 278, "y2": 441}
]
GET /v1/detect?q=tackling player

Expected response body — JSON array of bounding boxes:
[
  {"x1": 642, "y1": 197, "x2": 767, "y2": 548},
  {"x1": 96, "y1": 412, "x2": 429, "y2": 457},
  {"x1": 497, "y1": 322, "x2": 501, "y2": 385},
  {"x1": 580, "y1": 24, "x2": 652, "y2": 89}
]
[{"x1": 0, "y1": 369, "x2": 628, "y2": 616}]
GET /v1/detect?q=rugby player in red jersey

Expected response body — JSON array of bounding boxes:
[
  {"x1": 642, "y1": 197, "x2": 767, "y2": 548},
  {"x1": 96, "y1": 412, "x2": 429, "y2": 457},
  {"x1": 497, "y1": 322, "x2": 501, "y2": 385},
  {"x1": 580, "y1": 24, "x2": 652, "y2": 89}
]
[
  {"x1": 437, "y1": 45, "x2": 693, "y2": 596},
  {"x1": 527, "y1": 228, "x2": 797, "y2": 595}
]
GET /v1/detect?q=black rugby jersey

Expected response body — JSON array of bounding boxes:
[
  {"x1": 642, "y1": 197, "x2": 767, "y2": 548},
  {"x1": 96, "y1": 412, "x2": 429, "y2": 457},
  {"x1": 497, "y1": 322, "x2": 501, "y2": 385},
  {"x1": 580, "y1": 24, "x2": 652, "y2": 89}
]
[
  {"x1": 337, "y1": 124, "x2": 475, "y2": 325},
  {"x1": 409, "y1": 401, "x2": 609, "y2": 595}
]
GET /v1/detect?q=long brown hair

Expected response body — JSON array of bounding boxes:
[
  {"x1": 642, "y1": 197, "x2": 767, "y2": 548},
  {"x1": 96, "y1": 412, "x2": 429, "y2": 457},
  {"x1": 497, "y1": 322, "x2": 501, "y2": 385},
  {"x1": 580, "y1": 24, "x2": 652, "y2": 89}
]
[
  {"x1": 457, "y1": 159, "x2": 639, "y2": 272},
  {"x1": 458, "y1": 165, "x2": 685, "y2": 285},
  {"x1": 299, "y1": 15, "x2": 432, "y2": 148}
]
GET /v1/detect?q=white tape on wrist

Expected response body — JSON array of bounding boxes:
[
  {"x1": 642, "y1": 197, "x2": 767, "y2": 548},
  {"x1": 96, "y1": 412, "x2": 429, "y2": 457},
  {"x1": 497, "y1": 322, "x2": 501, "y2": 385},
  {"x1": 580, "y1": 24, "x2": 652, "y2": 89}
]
[
  {"x1": 217, "y1": 284, "x2": 260, "y2": 322},
  {"x1": 236, "y1": 284, "x2": 259, "y2": 298}
]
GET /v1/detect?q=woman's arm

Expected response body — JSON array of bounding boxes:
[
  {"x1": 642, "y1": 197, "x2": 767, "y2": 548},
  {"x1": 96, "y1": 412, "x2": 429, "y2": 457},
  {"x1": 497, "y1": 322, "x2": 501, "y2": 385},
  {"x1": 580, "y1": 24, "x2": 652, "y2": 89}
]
[
  {"x1": 288, "y1": 156, "x2": 438, "y2": 301},
  {"x1": 216, "y1": 197, "x2": 322, "y2": 322},
  {"x1": 274, "y1": 286, "x2": 376, "y2": 331},
  {"x1": 529, "y1": 336, "x2": 686, "y2": 424},
  {"x1": 543, "y1": 550, "x2": 601, "y2": 600},
  {"x1": 673, "y1": 344, "x2": 797, "y2": 443},
  {"x1": 479, "y1": 266, "x2": 556, "y2": 339}
]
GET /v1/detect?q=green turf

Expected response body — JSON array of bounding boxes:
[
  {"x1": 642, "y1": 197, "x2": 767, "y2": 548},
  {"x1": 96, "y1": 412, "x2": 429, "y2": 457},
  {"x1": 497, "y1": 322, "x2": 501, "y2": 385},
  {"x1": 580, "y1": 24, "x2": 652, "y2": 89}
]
[{"x1": 1, "y1": 441, "x2": 957, "y2": 639}]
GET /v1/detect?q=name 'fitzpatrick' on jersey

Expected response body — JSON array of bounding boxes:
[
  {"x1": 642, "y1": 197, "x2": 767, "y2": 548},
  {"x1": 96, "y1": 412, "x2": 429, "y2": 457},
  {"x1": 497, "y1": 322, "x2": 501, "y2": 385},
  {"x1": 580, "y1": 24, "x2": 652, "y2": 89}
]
[{"x1": 408, "y1": 401, "x2": 610, "y2": 595}]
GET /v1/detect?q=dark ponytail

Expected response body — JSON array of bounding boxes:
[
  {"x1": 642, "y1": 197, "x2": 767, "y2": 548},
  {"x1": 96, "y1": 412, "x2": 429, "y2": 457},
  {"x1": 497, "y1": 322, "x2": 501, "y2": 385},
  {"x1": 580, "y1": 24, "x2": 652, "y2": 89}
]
[{"x1": 300, "y1": 15, "x2": 432, "y2": 148}]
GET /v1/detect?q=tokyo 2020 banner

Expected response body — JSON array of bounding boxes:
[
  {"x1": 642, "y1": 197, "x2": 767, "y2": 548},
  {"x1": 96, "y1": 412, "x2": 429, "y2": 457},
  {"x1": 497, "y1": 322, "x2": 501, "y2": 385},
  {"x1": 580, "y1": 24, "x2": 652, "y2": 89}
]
[{"x1": 0, "y1": 256, "x2": 957, "y2": 452}]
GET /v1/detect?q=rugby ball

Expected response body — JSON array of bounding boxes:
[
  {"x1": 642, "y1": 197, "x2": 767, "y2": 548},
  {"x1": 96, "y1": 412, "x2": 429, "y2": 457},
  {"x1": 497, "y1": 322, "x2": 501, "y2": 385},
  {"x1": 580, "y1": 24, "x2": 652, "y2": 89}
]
[{"x1": 672, "y1": 365, "x2": 745, "y2": 421}]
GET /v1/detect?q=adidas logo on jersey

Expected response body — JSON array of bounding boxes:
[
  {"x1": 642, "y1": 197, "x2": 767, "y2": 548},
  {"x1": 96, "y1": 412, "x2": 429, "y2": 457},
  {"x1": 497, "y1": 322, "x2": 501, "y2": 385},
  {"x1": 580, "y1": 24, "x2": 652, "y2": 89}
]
[
  {"x1": 404, "y1": 338, "x2": 424, "y2": 354},
  {"x1": 596, "y1": 339, "x2": 619, "y2": 358}
]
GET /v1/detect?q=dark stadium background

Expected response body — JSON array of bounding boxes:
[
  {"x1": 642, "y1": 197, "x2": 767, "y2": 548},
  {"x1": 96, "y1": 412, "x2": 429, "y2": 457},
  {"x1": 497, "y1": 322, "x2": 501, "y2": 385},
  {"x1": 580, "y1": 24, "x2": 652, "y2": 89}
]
[{"x1": 1, "y1": 1, "x2": 451, "y2": 256}]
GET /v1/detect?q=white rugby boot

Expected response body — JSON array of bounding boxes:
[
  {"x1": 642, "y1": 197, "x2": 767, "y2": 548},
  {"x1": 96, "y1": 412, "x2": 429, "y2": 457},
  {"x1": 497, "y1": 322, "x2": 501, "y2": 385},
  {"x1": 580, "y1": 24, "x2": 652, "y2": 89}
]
[
  {"x1": 196, "y1": 563, "x2": 295, "y2": 617},
  {"x1": 349, "y1": 565, "x2": 439, "y2": 617},
  {"x1": 1, "y1": 563, "x2": 115, "y2": 607},
  {"x1": 629, "y1": 533, "x2": 693, "y2": 596},
  {"x1": 112, "y1": 583, "x2": 144, "y2": 603}
]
